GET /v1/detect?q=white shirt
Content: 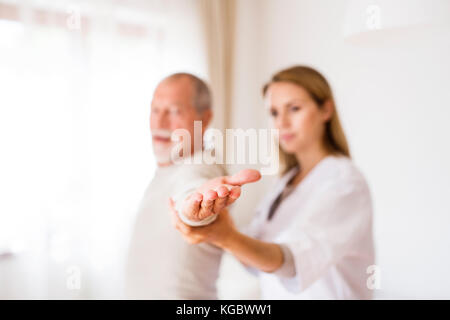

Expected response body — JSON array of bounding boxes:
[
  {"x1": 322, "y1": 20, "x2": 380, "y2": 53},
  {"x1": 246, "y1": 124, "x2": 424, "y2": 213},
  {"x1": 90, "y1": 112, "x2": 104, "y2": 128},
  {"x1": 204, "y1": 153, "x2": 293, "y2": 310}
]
[
  {"x1": 246, "y1": 155, "x2": 375, "y2": 299},
  {"x1": 125, "y1": 157, "x2": 226, "y2": 299}
]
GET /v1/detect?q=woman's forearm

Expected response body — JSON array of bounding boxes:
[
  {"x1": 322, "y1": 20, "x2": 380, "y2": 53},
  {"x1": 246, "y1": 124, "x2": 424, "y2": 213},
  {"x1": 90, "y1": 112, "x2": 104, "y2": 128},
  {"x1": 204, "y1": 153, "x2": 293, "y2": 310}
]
[{"x1": 220, "y1": 230, "x2": 284, "y2": 273}]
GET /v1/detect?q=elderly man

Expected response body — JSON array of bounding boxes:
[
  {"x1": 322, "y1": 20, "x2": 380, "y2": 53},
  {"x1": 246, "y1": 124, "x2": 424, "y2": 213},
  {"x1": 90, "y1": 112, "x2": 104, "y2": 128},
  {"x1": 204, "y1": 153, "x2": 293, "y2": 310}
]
[{"x1": 125, "y1": 73, "x2": 258, "y2": 299}]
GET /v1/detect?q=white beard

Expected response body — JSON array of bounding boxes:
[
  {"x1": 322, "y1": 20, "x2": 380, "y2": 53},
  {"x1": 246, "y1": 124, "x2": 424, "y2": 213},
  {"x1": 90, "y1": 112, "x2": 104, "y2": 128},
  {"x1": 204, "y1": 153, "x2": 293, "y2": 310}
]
[
  {"x1": 153, "y1": 143, "x2": 173, "y2": 164},
  {"x1": 151, "y1": 129, "x2": 174, "y2": 164}
]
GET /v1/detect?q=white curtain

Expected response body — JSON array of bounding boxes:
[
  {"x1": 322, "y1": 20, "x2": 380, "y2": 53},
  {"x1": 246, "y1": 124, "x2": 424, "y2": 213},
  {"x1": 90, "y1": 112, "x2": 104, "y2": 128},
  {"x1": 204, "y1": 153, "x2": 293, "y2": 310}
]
[
  {"x1": 197, "y1": 0, "x2": 234, "y2": 132},
  {"x1": 0, "y1": 0, "x2": 229, "y2": 299}
]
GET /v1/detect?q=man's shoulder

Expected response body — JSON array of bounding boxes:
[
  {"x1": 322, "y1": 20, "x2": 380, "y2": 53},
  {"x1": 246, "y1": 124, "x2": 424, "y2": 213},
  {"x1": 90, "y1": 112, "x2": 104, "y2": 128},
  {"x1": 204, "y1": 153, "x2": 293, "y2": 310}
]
[
  {"x1": 176, "y1": 162, "x2": 226, "y2": 180},
  {"x1": 173, "y1": 151, "x2": 228, "y2": 179}
]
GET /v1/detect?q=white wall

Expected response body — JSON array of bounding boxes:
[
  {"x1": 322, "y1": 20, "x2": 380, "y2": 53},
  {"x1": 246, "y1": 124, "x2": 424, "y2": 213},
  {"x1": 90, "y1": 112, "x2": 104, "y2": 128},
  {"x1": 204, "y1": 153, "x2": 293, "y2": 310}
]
[{"x1": 228, "y1": 0, "x2": 450, "y2": 299}]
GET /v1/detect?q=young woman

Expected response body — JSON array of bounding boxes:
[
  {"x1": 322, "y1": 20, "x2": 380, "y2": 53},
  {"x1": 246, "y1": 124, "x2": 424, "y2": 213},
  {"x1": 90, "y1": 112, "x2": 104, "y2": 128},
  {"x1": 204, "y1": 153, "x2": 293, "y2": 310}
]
[{"x1": 169, "y1": 66, "x2": 375, "y2": 299}]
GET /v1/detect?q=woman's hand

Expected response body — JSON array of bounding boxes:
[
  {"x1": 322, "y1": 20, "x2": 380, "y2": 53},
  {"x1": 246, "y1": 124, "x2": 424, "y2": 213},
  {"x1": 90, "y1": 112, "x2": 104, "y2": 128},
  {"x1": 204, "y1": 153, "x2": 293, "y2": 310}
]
[
  {"x1": 169, "y1": 198, "x2": 238, "y2": 248},
  {"x1": 170, "y1": 198, "x2": 285, "y2": 273}
]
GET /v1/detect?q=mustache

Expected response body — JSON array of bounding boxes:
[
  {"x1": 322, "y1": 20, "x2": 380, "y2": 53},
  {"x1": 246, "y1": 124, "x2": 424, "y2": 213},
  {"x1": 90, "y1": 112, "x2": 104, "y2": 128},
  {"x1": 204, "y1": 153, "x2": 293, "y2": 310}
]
[{"x1": 151, "y1": 129, "x2": 173, "y2": 139}]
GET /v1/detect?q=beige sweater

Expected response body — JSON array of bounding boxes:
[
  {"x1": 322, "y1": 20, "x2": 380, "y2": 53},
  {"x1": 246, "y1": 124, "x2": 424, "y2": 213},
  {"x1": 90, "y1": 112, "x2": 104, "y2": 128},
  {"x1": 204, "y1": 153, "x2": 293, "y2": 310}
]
[{"x1": 125, "y1": 156, "x2": 226, "y2": 299}]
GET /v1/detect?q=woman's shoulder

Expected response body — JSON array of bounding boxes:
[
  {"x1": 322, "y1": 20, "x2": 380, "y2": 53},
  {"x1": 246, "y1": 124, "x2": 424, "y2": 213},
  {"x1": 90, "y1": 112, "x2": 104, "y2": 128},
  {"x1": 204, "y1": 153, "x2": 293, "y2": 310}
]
[{"x1": 315, "y1": 155, "x2": 370, "y2": 195}]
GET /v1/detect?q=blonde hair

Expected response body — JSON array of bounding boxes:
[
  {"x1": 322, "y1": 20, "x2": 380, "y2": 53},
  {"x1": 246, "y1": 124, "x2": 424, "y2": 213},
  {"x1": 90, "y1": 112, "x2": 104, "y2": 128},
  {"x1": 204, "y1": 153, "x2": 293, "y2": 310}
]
[{"x1": 263, "y1": 65, "x2": 351, "y2": 175}]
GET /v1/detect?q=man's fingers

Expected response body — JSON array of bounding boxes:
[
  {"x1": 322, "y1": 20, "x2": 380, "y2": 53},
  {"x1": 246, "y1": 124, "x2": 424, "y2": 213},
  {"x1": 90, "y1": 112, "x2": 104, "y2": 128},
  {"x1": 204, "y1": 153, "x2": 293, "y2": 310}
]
[
  {"x1": 226, "y1": 186, "x2": 242, "y2": 206},
  {"x1": 204, "y1": 189, "x2": 218, "y2": 203},
  {"x1": 216, "y1": 185, "x2": 230, "y2": 198},
  {"x1": 182, "y1": 192, "x2": 203, "y2": 220},
  {"x1": 175, "y1": 168, "x2": 260, "y2": 224},
  {"x1": 199, "y1": 190, "x2": 218, "y2": 219},
  {"x1": 222, "y1": 169, "x2": 261, "y2": 186},
  {"x1": 213, "y1": 185, "x2": 229, "y2": 213},
  {"x1": 229, "y1": 186, "x2": 241, "y2": 199}
]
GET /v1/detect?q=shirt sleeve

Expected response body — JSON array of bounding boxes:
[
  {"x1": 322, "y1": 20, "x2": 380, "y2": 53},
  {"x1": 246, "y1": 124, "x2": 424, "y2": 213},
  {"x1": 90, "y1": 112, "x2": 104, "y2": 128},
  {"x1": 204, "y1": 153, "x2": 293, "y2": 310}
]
[
  {"x1": 277, "y1": 179, "x2": 373, "y2": 293},
  {"x1": 273, "y1": 244, "x2": 296, "y2": 278}
]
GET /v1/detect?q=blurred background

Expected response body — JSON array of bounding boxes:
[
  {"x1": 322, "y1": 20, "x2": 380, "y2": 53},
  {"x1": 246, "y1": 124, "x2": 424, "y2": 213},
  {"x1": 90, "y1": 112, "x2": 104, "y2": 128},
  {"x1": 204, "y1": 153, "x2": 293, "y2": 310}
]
[{"x1": 1, "y1": 0, "x2": 450, "y2": 299}]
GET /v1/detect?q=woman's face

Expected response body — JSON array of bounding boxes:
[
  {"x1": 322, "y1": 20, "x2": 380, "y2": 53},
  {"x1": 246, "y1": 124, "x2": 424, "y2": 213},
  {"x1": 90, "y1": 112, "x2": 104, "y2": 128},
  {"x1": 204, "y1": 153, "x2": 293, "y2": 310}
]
[{"x1": 265, "y1": 81, "x2": 331, "y2": 155}]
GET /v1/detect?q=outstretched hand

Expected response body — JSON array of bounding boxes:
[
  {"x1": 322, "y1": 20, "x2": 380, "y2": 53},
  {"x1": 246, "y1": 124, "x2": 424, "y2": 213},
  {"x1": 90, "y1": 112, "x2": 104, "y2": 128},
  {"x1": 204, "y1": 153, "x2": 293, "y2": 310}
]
[{"x1": 178, "y1": 169, "x2": 261, "y2": 223}]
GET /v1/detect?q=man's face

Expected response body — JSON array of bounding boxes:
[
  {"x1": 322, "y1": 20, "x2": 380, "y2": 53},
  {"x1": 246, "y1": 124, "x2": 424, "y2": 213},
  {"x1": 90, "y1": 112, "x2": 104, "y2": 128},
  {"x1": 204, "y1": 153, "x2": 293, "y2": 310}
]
[{"x1": 150, "y1": 77, "x2": 206, "y2": 164}]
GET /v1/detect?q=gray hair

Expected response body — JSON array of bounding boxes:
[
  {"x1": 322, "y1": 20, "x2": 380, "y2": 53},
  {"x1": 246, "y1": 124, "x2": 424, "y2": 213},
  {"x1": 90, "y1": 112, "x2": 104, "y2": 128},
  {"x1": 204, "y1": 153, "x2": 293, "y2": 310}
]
[{"x1": 163, "y1": 72, "x2": 212, "y2": 113}]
